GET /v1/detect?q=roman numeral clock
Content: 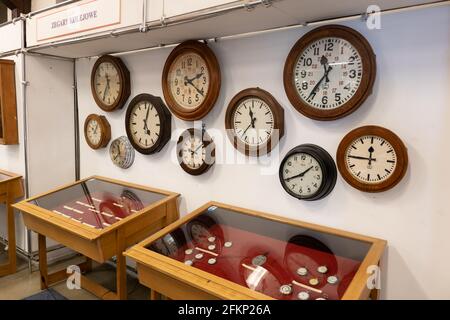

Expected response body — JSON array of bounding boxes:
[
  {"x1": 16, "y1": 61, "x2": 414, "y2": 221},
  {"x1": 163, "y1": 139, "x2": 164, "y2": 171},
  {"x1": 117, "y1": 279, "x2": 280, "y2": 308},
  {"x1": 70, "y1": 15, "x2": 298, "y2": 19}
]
[{"x1": 336, "y1": 126, "x2": 408, "y2": 192}]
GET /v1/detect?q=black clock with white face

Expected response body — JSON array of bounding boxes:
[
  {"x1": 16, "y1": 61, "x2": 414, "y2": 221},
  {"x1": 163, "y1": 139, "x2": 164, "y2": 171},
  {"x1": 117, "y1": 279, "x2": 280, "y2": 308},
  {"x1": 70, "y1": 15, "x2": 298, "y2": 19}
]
[
  {"x1": 279, "y1": 144, "x2": 337, "y2": 201},
  {"x1": 177, "y1": 128, "x2": 215, "y2": 176},
  {"x1": 125, "y1": 94, "x2": 171, "y2": 155}
]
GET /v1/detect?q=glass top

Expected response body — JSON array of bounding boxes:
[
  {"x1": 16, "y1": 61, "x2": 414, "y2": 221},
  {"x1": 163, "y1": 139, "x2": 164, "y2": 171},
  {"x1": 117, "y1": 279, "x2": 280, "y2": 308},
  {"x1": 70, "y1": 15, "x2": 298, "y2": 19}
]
[
  {"x1": 0, "y1": 173, "x2": 12, "y2": 182},
  {"x1": 147, "y1": 206, "x2": 371, "y2": 300},
  {"x1": 31, "y1": 178, "x2": 166, "y2": 230}
]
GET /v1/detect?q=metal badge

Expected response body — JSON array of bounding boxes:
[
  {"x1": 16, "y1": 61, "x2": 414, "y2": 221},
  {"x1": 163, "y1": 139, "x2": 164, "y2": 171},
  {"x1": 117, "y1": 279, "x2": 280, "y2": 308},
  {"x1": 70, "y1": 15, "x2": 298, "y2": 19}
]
[
  {"x1": 327, "y1": 276, "x2": 338, "y2": 285},
  {"x1": 224, "y1": 241, "x2": 233, "y2": 248},
  {"x1": 208, "y1": 236, "x2": 216, "y2": 243},
  {"x1": 317, "y1": 265, "x2": 328, "y2": 274},
  {"x1": 309, "y1": 278, "x2": 319, "y2": 286},
  {"x1": 195, "y1": 253, "x2": 204, "y2": 260},
  {"x1": 279, "y1": 284, "x2": 293, "y2": 295},
  {"x1": 297, "y1": 267, "x2": 308, "y2": 276},
  {"x1": 185, "y1": 249, "x2": 193, "y2": 255},
  {"x1": 252, "y1": 255, "x2": 267, "y2": 266},
  {"x1": 184, "y1": 260, "x2": 193, "y2": 266},
  {"x1": 208, "y1": 258, "x2": 217, "y2": 265},
  {"x1": 298, "y1": 291, "x2": 310, "y2": 300},
  {"x1": 208, "y1": 245, "x2": 216, "y2": 251}
]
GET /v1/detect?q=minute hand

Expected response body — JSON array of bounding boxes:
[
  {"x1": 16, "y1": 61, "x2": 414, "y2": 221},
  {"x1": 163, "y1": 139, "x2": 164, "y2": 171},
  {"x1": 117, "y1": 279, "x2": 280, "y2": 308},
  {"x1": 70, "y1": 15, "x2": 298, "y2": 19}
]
[
  {"x1": 307, "y1": 66, "x2": 332, "y2": 100},
  {"x1": 348, "y1": 155, "x2": 377, "y2": 161},
  {"x1": 285, "y1": 166, "x2": 314, "y2": 182}
]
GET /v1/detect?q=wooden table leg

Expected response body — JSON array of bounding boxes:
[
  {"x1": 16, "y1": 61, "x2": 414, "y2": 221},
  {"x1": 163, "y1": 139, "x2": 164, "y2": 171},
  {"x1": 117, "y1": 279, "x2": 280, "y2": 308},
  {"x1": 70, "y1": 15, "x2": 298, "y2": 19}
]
[
  {"x1": 38, "y1": 234, "x2": 49, "y2": 290},
  {"x1": 7, "y1": 190, "x2": 16, "y2": 274},
  {"x1": 150, "y1": 289, "x2": 162, "y2": 300},
  {"x1": 116, "y1": 229, "x2": 127, "y2": 300}
]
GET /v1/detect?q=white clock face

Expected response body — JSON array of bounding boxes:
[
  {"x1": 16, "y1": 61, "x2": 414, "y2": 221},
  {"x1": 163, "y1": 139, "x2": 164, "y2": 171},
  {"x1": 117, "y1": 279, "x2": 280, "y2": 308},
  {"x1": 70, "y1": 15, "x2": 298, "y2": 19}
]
[
  {"x1": 168, "y1": 52, "x2": 210, "y2": 110},
  {"x1": 181, "y1": 135, "x2": 206, "y2": 170},
  {"x1": 345, "y1": 135, "x2": 397, "y2": 184},
  {"x1": 94, "y1": 62, "x2": 121, "y2": 106},
  {"x1": 232, "y1": 97, "x2": 275, "y2": 147},
  {"x1": 110, "y1": 137, "x2": 134, "y2": 169},
  {"x1": 128, "y1": 101, "x2": 161, "y2": 150},
  {"x1": 282, "y1": 153, "x2": 323, "y2": 198},
  {"x1": 86, "y1": 119, "x2": 101, "y2": 146},
  {"x1": 294, "y1": 37, "x2": 363, "y2": 110}
]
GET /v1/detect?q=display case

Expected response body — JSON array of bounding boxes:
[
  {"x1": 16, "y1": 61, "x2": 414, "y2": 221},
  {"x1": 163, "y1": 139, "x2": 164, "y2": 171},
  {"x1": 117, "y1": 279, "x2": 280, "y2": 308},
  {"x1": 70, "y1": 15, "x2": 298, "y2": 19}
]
[
  {"x1": 125, "y1": 202, "x2": 387, "y2": 300},
  {"x1": 0, "y1": 169, "x2": 24, "y2": 277},
  {"x1": 13, "y1": 176, "x2": 179, "y2": 299}
]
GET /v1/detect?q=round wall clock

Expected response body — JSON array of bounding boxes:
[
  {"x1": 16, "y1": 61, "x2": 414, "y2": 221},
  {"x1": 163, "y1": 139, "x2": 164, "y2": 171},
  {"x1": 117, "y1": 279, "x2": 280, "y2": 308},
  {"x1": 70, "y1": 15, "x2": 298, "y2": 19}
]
[
  {"x1": 283, "y1": 25, "x2": 376, "y2": 121},
  {"x1": 336, "y1": 126, "x2": 408, "y2": 192},
  {"x1": 91, "y1": 55, "x2": 131, "y2": 112},
  {"x1": 125, "y1": 94, "x2": 172, "y2": 155},
  {"x1": 109, "y1": 136, "x2": 135, "y2": 169},
  {"x1": 84, "y1": 114, "x2": 111, "y2": 150},
  {"x1": 177, "y1": 128, "x2": 215, "y2": 176},
  {"x1": 279, "y1": 144, "x2": 337, "y2": 201},
  {"x1": 225, "y1": 87, "x2": 285, "y2": 157},
  {"x1": 162, "y1": 40, "x2": 221, "y2": 120}
]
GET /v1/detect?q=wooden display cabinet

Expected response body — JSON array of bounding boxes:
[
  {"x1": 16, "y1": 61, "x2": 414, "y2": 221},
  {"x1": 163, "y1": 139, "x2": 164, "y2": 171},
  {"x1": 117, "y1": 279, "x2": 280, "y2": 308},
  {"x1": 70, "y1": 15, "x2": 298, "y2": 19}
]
[
  {"x1": 0, "y1": 169, "x2": 24, "y2": 277},
  {"x1": 0, "y1": 59, "x2": 18, "y2": 145},
  {"x1": 125, "y1": 202, "x2": 387, "y2": 300},
  {"x1": 13, "y1": 176, "x2": 180, "y2": 300}
]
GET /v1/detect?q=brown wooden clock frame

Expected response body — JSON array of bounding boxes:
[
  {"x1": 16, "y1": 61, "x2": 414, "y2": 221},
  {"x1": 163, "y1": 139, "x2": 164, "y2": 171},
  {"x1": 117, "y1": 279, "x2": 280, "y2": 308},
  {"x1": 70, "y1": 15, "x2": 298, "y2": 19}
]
[
  {"x1": 0, "y1": 59, "x2": 19, "y2": 145},
  {"x1": 283, "y1": 25, "x2": 377, "y2": 121},
  {"x1": 336, "y1": 125, "x2": 408, "y2": 193},
  {"x1": 125, "y1": 94, "x2": 172, "y2": 155},
  {"x1": 225, "y1": 87, "x2": 285, "y2": 157},
  {"x1": 162, "y1": 40, "x2": 221, "y2": 121},
  {"x1": 177, "y1": 128, "x2": 215, "y2": 176},
  {"x1": 84, "y1": 114, "x2": 111, "y2": 150},
  {"x1": 91, "y1": 55, "x2": 131, "y2": 112}
]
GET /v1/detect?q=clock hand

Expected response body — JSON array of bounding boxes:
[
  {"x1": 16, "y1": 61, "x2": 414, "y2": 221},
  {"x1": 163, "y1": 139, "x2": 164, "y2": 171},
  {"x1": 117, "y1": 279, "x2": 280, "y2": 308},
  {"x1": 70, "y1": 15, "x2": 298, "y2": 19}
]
[
  {"x1": 285, "y1": 166, "x2": 314, "y2": 182},
  {"x1": 307, "y1": 65, "x2": 333, "y2": 101},
  {"x1": 348, "y1": 155, "x2": 377, "y2": 161},
  {"x1": 184, "y1": 76, "x2": 205, "y2": 96},
  {"x1": 243, "y1": 123, "x2": 252, "y2": 136},
  {"x1": 321, "y1": 56, "x2": 331, "y2": 83},
  {"x1": 193, "y1": 143, "x2": 204, "y2": 154},
  {"x1": 186, "y1": 72, "x2": 204, "y2": 83},
  {"x1": 368, "y1": 147, "x2": 375, "y2": 166}
]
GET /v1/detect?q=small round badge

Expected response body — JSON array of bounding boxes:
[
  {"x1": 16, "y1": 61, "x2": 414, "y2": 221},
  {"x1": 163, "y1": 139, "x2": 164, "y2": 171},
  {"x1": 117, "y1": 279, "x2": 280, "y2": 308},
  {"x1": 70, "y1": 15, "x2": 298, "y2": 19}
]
[
  {"x1": 327, "y1": 276, "x2": 338, "y2": 285},
  {"x1": 208, "y1": 245, "x2": 216, "y2": 251},
  {"x1": 208, "y1": 236, "x2": 216, "y2": 243},
  {"x1": 297, "y1": 267, "x2": 308, "y2": 276},
  {"x1": 252, "y1": 255, "x2": 267, "y2": 266},
  {"x1": 208, "y1": 258, "x2": 217, "y2": 265},
  {"x1": 195, "y1": 253, "x2": 204, "y2": 260},
  {"x1": 298, "y1": 291, "x2": 310, "y2": 300},
  {"x1": 185, "y1": 249, "x2": 193, "y2": 255},
  {"x1": 309, "y1": 278, "x2": 319, "y2": 286},
  {"x1": 224, "y1": 242, "x2": 233, "y2": 248},
  {"x1": 279, "y1": 284, "x2": 293, "y2": 296},
  {"x1": 317, "y1": 265, "x2": 328, "y2": 274},
  {"x1": 184, "y1": 260, "x2": 193, "y2": 266}
]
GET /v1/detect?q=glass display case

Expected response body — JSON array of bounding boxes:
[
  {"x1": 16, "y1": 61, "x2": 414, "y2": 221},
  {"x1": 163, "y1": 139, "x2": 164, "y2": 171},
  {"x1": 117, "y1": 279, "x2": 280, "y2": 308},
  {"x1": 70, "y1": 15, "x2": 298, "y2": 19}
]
[
  {"x1": 14, "y1": 176, "x2": 180, "y2": 299},
  {"x1": 126, "y1": 202, "x2": 386, "y2": 300}
]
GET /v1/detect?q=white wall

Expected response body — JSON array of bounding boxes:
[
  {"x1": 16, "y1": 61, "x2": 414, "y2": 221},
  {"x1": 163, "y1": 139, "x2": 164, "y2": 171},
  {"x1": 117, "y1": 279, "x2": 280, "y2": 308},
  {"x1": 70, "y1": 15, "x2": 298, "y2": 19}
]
[{"x1": 76, "y1": 6, "x2": 450, "y2": 299}]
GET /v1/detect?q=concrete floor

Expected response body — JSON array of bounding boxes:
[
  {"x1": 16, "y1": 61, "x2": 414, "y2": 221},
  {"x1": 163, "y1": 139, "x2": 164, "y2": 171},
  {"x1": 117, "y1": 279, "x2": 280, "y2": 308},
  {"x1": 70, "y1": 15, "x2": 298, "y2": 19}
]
[{"x1": 0, "y1": 244, "x2": 149, "y2": 300}]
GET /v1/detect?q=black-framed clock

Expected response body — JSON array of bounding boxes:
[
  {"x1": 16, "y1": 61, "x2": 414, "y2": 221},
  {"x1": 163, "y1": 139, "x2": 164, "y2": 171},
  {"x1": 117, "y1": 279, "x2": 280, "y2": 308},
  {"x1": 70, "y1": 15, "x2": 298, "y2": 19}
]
[
  {"x1": 283, "y1": 25, "x2": 376, "y2": 121},
  {"x1": 91, "y1": 55, "x2": 131, "y2": 112},
  {"x1": 279, "y1": 144, "x2": 337, "y2": 201},
  {"x1": 125, "y1": 94, "x2": 172, "y2": 155},
  {"x1": 177, "y1": 128, "x2": 215, "y2": 176}
]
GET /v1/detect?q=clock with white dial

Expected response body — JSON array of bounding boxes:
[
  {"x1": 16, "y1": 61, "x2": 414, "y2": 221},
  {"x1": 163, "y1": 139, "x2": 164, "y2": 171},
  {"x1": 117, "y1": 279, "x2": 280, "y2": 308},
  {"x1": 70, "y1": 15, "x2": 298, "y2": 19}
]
[
  {"x1": 162, "y1": 41, "x2": 221, "y2": 120},
  {"x1": 225, "y1": 88, "x2": 284, "y2": 157},
  {"x1": 337, "y1": 126, "x2": 408, "y2": 192},
  {"x1": 109, "y1": 136, "x2": 135, "y2": 169},
  {"x1": 125, "y1": 94, "x2": 171, "y2": 155},
  {"x1": 84, "y1": 114, "x2": 111, "y2": 150},
  {"x1": 177, "y1": 128, "x2": 215, "y2": 176},
  {"x1": 279, "y1": 144, "x2": 337, "y2": 201},
  {"x1": 284, "y1": 25, "x2": 376, "y2": 120},
  {"x1": 91, "y1": 55, "x2": 130, "y2": 112}
]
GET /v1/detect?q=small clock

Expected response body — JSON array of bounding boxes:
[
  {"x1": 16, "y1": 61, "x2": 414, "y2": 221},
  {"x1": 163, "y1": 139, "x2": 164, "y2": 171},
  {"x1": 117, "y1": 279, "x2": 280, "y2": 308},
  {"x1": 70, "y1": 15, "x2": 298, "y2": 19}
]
[
  {"x1": 279, "y1": 144, "x2": 337, "y2": 201},
  {"x1": 91, "y1": 55, "x2": 131, "y2": 112},
  {"x1": 283, "y1": 25, "x2": 376, "y2": 121},
  {"x1": 336, "y1": 126, "x2": 408, "y2": 192},
  {"x1": 109, "y1": 136, "x2": 135, "y2": 169},
  {"x1": 125, "y1": 94, "x2": 171, "y2": 155},
  {"x1": 84, "y1": 114, "x2": 111, "y2": 150},
  {"x1": 162, "y1": 40, "x2": 221, "y2": 120},
  {"x1": 177, "y1": 128, "x2": 215, "y2": 176},
  {"x1": 225, "y1": 88, "x2": 285, "y2": 157}
]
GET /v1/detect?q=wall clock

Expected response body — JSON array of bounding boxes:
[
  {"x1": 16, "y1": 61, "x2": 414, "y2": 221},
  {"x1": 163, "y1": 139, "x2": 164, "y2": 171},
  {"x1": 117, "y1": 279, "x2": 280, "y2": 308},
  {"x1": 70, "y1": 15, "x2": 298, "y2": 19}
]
[
  {"x1": 162, "y1": 40, "x2": 221, "y2": 120},
  {"x1": 125, "y1": 94, "x2": 171, "y2": 155},
  {"x1": 279, "y1": 144, "x2": 337, "y2": 201},
  {"x1": 0, "y1": 59, "x2": 18, "y2": 145},
  {"x1": 109, "y1": 136, "x2": 135, "y2": 169},
  {"x1": 336, "y1": 126, "x2": 408, "y2": 192},
  {"x1": 91, "y1": 55, "x2": 131, "y2": 112},
  {"x1": 283, "y1": 25, "x2": 376, "y2": 121},
  {"x1": 177, "y1": 128, "x2": 215, "y2": 176},
  {"x1": 225, "y1": 87, "x2": 285, "y2": 157},
  {"x1": 84, "y1": 114, "x2": 111, "y2": 150}
]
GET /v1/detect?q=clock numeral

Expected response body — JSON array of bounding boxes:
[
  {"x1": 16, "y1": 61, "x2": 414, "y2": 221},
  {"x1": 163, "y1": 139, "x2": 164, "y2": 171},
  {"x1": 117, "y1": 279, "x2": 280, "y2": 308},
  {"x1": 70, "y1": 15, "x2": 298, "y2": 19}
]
[
  {"x1": 349, "y1": 69, "x2": 357, "y2": 79},
  {"x1": 324, "y1": 42, "x2": 334, "y2": 52},
  {"x1": 303, "y1": 58, "x2": 313, "y2": 67}
]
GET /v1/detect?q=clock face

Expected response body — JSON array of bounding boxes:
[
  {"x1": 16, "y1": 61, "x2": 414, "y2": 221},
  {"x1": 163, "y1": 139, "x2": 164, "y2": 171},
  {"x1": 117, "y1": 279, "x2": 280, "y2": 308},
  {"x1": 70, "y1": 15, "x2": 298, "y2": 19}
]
[
  {"x1": 281, "y1": 153, "x2": 323, "y2": 198},
  {"x1": 284, "y1": 25, "x2": 376, "y2": 120},
  {"x1": 345, "y1": 136, "x2": 397, "y2": 184},
  {"x1": 337, "y1": 126, "x2": 408, "y2": 193},
  {"x1": 109, "y1": 137, "x2": 134, "y2": 169},
  {"x1": 94, "y1": 62, "x2": 121, "y2": 107},
  {"x1": 181, "y1": 134, "x2": 206, "y2": 170},
  {"x1": 177, "y1": 128, "x2": 215, "y2": 176},
  {"x1": 84, "y1": 114, "x2": 111, "y2": 150},
  {"x1": 128, "y1": 100, "x2": 161, "y2": 150},
  {"x1": 86, "y1": 118, "x2": 102, "y2": 146},
  {"x1": 232, "y1": 97, "x2": 274, "y2": 147},
  {"x1": 294, "y1": 37, "x2": 363, "y2": 110},
  {"x1": 168, "y1": 52, "x2": 210, "y2": 110}
]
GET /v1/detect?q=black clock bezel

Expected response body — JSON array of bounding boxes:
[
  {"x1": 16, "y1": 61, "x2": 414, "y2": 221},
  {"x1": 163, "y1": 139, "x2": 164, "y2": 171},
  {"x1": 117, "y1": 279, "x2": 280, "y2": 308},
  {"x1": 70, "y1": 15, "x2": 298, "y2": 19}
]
[
  {"x1": 279, "y1": 144, "x2": 337, "y2": 201},
  {"x1": 125, "y1": 94, "x2": 172, "y2": 155}
]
